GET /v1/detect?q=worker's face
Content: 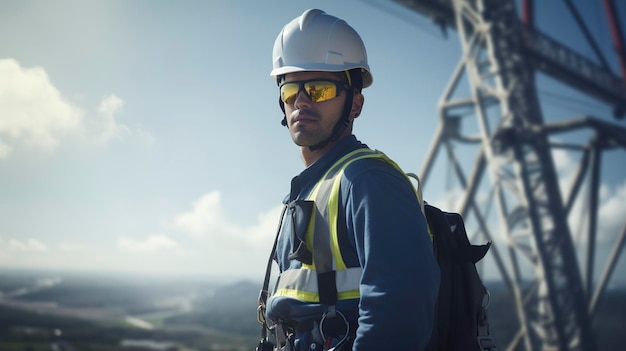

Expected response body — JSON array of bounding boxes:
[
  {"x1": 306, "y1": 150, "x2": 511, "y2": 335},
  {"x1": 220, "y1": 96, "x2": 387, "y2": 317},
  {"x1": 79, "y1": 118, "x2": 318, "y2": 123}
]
[{"x1": 281, "y1": 71, "x2": 350, "y2": 148}]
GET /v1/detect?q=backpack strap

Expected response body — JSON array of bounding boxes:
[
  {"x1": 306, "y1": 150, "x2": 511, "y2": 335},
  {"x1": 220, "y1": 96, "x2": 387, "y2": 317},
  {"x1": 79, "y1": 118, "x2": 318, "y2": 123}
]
[{"x1": 477, "y1": 287, "x2": 497, "y2": 351}]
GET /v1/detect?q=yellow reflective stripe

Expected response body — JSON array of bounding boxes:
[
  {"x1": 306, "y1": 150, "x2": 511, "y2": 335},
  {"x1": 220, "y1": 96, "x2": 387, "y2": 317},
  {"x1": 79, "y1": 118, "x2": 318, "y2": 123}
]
[
  {"x1": 274, "y1": 288, "x2": 320, "y2": 302},
  {"x1": 271, "y1": 289, "x2": 360, "y2": 302},
  {"x1": 325, "y1": 150, "x2": 429, "y2": 266},
  {"x1": 273, "y1": 267, "x2": 362, "y2": 302},
  {"x1": 338, "y1": 289, "x2": 360, "y2": 300},
  {"x1": 381, "y1": 154, "x2": 420, "y2": 199},
  {"x1": 347, "y1": 151, "x2": 426, "y2": 218},
  {"x1": 328, "y1": 168, "x2": 347, "y2": 270},
  {"x1": 310, "y1": 148, "x2": 374, "y2": 198},
  {"x1": 327, "y1": 152, "x2": 385, "y2": 270}
]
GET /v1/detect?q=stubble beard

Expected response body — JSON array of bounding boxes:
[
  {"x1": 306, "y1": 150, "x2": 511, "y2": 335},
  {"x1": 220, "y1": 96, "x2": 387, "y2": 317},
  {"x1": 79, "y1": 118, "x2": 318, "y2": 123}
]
[
  {"x1": 288, "y1": 108, "x2": 331, "y2": 147},
  {"x1": 290, "y1": 128, "x2": 328, "y2": 147}
]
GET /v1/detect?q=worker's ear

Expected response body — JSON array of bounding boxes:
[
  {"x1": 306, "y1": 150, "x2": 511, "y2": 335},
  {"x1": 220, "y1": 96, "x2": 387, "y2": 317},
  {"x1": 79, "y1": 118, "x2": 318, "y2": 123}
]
[{"x1": 350, "y1": 93, "x2": 364, "y2": 121}]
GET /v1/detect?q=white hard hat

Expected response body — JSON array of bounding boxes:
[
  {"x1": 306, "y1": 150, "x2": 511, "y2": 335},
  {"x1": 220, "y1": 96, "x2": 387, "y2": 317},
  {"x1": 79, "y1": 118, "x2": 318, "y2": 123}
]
[{"x1": 271, "y1": 9, "x2": 373, "y2": 88}]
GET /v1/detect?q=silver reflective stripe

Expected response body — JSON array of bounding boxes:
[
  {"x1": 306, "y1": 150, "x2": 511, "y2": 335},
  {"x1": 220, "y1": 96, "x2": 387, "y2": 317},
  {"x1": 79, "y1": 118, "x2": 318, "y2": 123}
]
[
  {"x1": 275, "y1": 267, "x2": 362, "y2": 295},
  {"x1": 308, "y1": 148, "x2": 380, "y2": 272},
  {"x1": 312, "y1": 174, "x2": 334, "y2": 274}
]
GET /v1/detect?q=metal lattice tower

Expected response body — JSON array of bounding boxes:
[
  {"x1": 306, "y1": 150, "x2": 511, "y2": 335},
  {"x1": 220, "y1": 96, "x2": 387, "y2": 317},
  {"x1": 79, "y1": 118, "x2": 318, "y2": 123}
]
[{"x1": 393, "y1": 0, "x2": 626, "y2": 350}]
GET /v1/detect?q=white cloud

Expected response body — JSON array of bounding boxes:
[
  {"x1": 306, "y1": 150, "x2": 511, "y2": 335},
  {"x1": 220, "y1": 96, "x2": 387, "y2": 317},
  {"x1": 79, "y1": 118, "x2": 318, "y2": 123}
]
[
  {"x1": 174, "y1": 192, "x2": 231, "y2": 239},
  {"x1": 0, "y1": 58, "x2": 154, "y2": 158},
  {"x1": 552, "y1": 148, "x2": 579, "y2": 194},
  {"x1": 94, "y1": 94, "x2": 131, "y2": 143},
  {"x1": 0, "y1": 58, "x2": 83, "y2": 157},
  {"x1": 6, "y1": 238, "x2": 49, "y2": 252},
  {"x1": 552, "y1": 148, "x2": 577, "y2": 173},
  {"x1": 173, "y1": 190, "x2": 283, "y2": 271},
  {"x1": 598, "y1": 179, "x2": 626, "y2": 241},
  {"x1": 174, "y1": 191, "x2": 282, "y2": 249},
  {"x1": 0, "y1": 192, "x2": 283, "y2": 277},
  {"x1": 117, "y1": 234, "x2": 183, "y2": 254},
  {"x1": 566, "y1": 178, "x2": 626, "y2": 245},
  {"x1": 247, "y1": 205, "x2": 288, "y2": 247}
]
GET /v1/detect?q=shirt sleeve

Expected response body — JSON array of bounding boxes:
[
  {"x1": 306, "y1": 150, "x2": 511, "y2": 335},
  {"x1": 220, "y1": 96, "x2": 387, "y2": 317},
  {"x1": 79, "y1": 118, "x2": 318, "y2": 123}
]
[{"x1": 343, "y1": 160, "x2": 440, "y2": 351}]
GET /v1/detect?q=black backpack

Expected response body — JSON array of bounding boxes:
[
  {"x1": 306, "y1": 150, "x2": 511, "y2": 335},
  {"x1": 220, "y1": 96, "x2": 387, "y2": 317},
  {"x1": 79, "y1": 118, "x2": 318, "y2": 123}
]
[{"x1": 424, "y1": 203, "x2": 498, "y2": 351}]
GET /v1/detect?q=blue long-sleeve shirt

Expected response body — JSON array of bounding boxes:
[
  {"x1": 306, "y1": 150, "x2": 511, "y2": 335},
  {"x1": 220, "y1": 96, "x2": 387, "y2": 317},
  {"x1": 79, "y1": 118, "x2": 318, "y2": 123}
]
[{"x1": 266, "y1": 135, "x2": 440, "y2": 351}]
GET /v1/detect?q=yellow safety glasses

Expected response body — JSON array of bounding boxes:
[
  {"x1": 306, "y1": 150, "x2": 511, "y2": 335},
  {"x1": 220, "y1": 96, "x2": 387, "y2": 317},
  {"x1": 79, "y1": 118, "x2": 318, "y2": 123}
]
[{"x1": 279, "y1": 79, "x2": 350, "y2": 105}]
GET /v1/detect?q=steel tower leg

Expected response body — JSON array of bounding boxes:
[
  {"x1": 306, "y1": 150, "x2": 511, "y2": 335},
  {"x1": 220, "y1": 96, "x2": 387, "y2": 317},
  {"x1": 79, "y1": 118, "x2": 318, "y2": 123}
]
[{"x1": 428, "y1": 0, "x2": 598, "y2": 349}]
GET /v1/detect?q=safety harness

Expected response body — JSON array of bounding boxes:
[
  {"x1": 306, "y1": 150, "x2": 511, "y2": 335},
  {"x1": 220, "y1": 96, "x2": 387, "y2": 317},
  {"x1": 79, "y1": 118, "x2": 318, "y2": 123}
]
[{"x1": 257, "y1": 148, "x2": 424, "y2": 351}]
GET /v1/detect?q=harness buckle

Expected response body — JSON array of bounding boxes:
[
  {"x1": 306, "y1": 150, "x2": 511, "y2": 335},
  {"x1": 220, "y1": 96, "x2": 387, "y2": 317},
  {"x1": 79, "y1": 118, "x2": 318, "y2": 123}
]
[{"x1": 257, "y1": 305, "x2": 267, "y2": 325}]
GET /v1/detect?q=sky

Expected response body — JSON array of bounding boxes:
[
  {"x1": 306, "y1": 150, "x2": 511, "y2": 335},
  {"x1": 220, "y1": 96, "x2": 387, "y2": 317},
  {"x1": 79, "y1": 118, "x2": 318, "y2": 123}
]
[{"x1": 1, "y1": 0, "x2": 625, "y2": 284}]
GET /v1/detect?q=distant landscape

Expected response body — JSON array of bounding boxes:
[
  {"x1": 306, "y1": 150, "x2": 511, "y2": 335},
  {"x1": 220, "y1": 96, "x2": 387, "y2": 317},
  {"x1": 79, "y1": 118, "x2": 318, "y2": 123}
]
[{"x1": 1, "y1": 268, "x2": 624, "y2": 350}]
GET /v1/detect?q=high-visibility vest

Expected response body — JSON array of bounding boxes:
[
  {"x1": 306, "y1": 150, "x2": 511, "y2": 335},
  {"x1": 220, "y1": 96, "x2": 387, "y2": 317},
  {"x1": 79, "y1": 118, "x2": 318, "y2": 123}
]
[{"x1": 272, "y1": 148, "x2": 425, "y2": 303}]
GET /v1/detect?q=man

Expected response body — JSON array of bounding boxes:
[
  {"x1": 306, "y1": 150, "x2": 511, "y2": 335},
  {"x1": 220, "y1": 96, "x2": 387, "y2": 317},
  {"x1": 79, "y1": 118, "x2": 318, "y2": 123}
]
[{"x1": 262, "y1": 9, "x2": 440, "y2": 351}]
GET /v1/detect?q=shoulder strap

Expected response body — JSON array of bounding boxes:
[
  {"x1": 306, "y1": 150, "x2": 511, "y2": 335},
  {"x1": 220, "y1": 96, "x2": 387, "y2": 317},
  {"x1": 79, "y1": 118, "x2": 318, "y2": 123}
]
[{"x1": 257, "y1": 204, "x2": 288, "y2": 345}]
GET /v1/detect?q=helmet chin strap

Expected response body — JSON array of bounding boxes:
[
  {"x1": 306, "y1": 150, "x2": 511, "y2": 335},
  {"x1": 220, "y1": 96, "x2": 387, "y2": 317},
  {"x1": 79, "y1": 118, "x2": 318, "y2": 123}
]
[
  {"x1": 279, "y1": 97, "x2": 288, "y2": 126},
  {"x1": 279, "y1": 91, "x2": 354, "y2": 151}
]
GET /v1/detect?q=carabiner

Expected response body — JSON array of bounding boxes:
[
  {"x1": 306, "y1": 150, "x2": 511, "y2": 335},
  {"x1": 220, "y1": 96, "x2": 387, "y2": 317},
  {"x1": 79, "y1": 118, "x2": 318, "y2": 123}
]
[
  {"x1": 319, "y1": 309, "x2": 349, "y2": 351},
  {"x1": 257, "y1": 304, "x2": 266, "y2": 325}
]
